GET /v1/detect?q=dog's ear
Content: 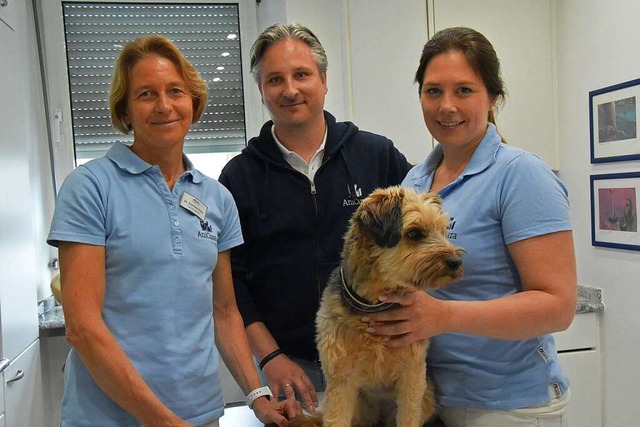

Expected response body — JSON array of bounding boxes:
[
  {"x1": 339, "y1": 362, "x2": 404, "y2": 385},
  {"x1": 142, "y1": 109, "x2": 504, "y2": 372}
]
[{"x1": 355, "y1": 187, "x2": 404, "y2": 248}]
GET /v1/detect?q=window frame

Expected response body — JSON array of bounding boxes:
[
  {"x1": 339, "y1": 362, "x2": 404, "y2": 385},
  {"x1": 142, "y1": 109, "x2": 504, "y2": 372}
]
[{"x1": 37, "y1": 0, "x2": 262, "y2": 191}]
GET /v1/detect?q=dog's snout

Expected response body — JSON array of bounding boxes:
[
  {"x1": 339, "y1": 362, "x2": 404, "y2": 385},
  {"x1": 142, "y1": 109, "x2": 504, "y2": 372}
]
[{"x1": 446, "y1": 257, "x2": 462, "y2": 271}]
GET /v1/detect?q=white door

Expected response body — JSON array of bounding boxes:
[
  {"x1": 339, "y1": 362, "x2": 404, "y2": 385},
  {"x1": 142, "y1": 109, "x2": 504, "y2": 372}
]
[
  {"x1": 558, "y1": 350, "x2": 602, "y2": 427},
  {"x1": 0, "y1": 0, "x2": 39, "y2": 362},
  {"x1": 3, "y1": 340, "x2": 45, "y2": 427}
]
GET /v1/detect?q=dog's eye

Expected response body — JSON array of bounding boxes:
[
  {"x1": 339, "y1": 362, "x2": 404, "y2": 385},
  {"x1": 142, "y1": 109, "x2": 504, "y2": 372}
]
[{"x1": 406, "y1": 229, "x2": 424, "y2": 240}]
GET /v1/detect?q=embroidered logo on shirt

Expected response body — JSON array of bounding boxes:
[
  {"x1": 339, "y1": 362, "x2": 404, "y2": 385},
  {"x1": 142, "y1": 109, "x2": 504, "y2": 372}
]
[
  {"x1": 198, "y1": 219, "x2": 217, "y2": 241},
  {"x1": 343, "y1": 184, "x2": 364, "y2": 207},
  {"x1": 447, "y1": 217, "x2": 458, "y2": 240}
]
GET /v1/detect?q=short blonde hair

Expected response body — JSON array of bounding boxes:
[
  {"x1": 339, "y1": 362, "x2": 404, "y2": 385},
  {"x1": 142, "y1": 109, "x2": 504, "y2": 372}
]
[{"x1": 109, "y1": 34, "x2": 208, "y2": 134}]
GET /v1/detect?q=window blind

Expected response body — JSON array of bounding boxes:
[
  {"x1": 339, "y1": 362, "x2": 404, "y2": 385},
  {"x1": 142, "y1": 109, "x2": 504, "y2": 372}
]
[{"x1": 62, "y1": 2, "x2": 246, "y2": 160}]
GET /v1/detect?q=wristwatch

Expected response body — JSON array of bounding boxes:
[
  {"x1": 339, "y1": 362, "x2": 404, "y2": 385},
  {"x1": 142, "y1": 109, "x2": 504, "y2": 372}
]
[{"x1": 245, "y1": 386, "x2": 273, "y2": 409}]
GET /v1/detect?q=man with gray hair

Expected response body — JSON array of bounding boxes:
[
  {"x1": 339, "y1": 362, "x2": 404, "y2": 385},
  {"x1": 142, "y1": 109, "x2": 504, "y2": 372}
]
[{"x1": 219, "y1": 23, "x2": 410, "y2": 412}]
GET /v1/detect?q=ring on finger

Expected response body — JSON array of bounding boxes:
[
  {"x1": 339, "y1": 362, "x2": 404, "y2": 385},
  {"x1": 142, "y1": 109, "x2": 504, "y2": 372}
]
[{"x1": 284, "y1": 383, "x2": 292, "y2": 388}]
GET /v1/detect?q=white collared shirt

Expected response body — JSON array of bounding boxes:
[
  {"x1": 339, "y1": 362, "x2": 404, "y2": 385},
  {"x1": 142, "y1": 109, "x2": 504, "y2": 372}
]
[{"x1": 272, "y1": 125, "x2": 327, "y2": 182}]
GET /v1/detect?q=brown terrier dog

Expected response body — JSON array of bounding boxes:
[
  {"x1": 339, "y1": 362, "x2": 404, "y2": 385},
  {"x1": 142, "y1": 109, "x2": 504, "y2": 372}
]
[{"x1": 290, "y1": 186, "x2": 463, "y2": 427}]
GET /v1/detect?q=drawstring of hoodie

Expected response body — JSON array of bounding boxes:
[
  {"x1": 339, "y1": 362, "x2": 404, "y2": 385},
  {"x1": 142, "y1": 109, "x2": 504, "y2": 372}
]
[{"x1": 340, "y1": 150, "x2": 358, "y2": 199}]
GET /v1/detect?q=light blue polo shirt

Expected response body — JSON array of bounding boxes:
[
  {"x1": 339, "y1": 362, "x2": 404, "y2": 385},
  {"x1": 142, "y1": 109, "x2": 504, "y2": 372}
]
[
  {"x1": 404, "y1": 123, "x2": 572, "y2": 410},
  {"x1": 48, "y1": 142, "x2": 243, "y2": 426}
]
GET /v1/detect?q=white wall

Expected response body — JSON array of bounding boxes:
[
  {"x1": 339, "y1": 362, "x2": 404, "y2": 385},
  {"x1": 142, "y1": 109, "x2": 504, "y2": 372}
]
[
  {"x1": 346, "y1": 0, "x2": 429, "y2": 164},
  {"x1": 555, "y1": 0, "x2": 640, "y2": 425}
]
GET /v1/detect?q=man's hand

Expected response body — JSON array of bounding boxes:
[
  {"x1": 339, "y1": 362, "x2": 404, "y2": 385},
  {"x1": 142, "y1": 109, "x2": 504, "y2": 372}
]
[
  {"x1": 262, "y1": 355, "x2": 318, "y2": 412},
  {"x1": 252, "y1": 395, "x2": 302, "y2": 426}
]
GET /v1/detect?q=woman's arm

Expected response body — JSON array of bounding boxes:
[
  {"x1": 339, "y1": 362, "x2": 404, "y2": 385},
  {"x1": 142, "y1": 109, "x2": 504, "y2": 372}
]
[
  {"x1": 213, "y1": 251, "x2": 301, "y2": 426},
  {"x1": 364, "y1": 231, "x2": 577, "y2": 345},
  {"x1": 59, "y1": 242, "x2": 189, "y2": 426},
  {"x1": 444, "y1": 230, "x2": 577, "y2": 338}
]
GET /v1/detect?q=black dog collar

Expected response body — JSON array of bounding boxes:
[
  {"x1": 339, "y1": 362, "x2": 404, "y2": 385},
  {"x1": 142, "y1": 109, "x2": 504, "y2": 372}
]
[{"x1": 339, "y1": 268, "x2": 397, "y2": 313}]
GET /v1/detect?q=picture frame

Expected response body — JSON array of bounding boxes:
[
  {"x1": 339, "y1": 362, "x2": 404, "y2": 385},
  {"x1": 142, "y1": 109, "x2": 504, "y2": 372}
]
[
  {"x1": 589, "y1": 78, "x2": 640, "y2": 163},
  {"x1": 591, "y1": 172, "x2": 640, "y2": 251}
]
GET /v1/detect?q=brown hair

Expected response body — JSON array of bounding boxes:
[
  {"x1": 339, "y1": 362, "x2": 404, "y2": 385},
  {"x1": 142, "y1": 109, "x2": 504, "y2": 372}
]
[
  {"x1": 109, "y1": 34, "x2": 208, "y2": 134},
  {"x1": 415, "y1": 27, "x2": 506, "y2": 137}
]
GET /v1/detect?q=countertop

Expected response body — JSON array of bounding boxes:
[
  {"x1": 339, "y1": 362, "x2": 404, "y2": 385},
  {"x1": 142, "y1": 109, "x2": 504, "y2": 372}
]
[
  {"x1": 39, "y1": 284, "x2": 605, "y2": 334},
  {"x1": 576, "y1": 284, "x2": 605, "y2": 314},
  {"x1": 221, "y1": 392, "x2": 325, "y2": 427},
  {"x1": 219, "y1": 403, "x2": 272, "y2": 427}
]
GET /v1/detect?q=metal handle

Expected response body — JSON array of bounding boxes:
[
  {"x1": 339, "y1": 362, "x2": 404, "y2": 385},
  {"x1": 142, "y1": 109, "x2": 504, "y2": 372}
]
[
  {"x1": 53, "y1": 109, "x2": 64, "y2": 148},
  {"x1": 0, "y1": 358, "x2": 9, "y2": 374},
  {"x1": 7, "y1": 370, "x2": 25, "y2": 384}
]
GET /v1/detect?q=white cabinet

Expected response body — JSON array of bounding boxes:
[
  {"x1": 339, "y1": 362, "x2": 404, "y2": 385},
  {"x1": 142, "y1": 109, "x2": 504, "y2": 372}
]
[
  {"x1": 3, "y1": 340, "x2": 45, "y2": 427},
  {"x1": 0, "y1": 1, "x2": 47, "y2": 425},
  {"x1": 558, "y1": 350, "x2": 601, "y2": 427},
  {"x1": 40, "y1": 335, "x2": 70, "y2": 427},
  {"x1": 0, "y1": 0, "x2": 40, "y2": 363},
  {"x1": 0, "y1": 0, "x2": 17, "y2": 31},
  {"x1": 553, "y1": 312, "x2": 602, "y2": 427},
  {"x1": 0, "y1": 365, "x2": 5, "y2": 421},
  {"x1": 554, "y1": 310, "x2": 599, "y2": 352}
]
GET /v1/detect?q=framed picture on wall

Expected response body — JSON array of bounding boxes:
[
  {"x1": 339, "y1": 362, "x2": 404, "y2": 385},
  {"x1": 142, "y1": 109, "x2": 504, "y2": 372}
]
[
  {"x1": 590, "y1": 78, "x2": 640, "y2": 163},
  {"x1": 591, "y1": 172, "x2": 640, "y2": 250}
]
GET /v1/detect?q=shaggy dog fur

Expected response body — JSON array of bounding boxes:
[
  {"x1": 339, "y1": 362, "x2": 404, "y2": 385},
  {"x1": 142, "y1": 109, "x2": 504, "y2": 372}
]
[{"x1": 290, "y1": 186, "x2": 463, "y2": 427}]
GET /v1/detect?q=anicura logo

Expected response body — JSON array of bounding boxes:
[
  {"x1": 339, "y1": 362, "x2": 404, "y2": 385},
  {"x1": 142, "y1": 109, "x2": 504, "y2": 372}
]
[
  {"x1": 198, "y1": 219, "x2": 217, "y2": 241},
  {"x1": 347, "y1": 184, "x2": 363, "y2": 198},
  {"x1": 447, "y1": 217, "x2": 457, "y2": 240},
  {"x1": 343, "y1": 184, "x2": 364, "y2": 207}
]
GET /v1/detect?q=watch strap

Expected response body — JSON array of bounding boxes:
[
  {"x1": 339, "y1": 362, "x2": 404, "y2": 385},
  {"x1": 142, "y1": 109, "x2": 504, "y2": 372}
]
[{"x1": 245, "y1": 385, "x2": 273, "y2": 409}]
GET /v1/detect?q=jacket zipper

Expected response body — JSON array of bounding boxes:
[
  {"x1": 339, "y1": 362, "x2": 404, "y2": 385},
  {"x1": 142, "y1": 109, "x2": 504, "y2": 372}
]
[
  {"x1": 310, "y1": 179, "x2": 322, "y2": 316},
  {"x1": 310, "y1": 156, "x2": 329, "y2": 353},
  {"x1": 285, "y1": 160, "x2": 326, "y2": 362}
]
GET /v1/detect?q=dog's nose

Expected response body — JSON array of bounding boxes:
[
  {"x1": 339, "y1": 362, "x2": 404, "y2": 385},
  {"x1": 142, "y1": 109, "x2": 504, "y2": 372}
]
[{"x1": 446, "y1": 257, "x2": 462, "y2": 271}]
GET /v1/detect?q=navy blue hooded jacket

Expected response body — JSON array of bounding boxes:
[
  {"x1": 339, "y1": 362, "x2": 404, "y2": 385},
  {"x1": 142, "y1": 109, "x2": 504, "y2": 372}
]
[{"x1": 219, "y1": 112, "x2": 411, "y2": 361}]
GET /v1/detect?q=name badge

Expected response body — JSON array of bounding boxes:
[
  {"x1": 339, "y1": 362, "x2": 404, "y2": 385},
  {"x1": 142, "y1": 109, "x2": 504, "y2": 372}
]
[{"x1": 180, "y1": 192, "x2": 207, "y2": 221}]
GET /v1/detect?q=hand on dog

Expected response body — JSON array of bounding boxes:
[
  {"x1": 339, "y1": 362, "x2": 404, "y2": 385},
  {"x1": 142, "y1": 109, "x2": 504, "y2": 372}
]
[
  {"x1": 362, "y1": 291, "x2": 450, "y2": 347},
  {"x1": 252, "y1": 395, "x2": 302, "y2": 426},
  {"x1": 262, "y1": 355, "x2": 319, "y2": 413}
]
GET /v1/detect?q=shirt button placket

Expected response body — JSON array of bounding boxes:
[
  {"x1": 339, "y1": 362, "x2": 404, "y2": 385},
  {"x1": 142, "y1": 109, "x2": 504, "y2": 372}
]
[{"x1": 169, "y1": 201, "x2": 183, "y2": 254}]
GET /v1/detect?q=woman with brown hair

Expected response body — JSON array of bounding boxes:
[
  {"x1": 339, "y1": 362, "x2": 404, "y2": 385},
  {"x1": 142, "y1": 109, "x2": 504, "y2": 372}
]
[{"x1": 365, "y1": 27, "x2": 577, "y2": 427}]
